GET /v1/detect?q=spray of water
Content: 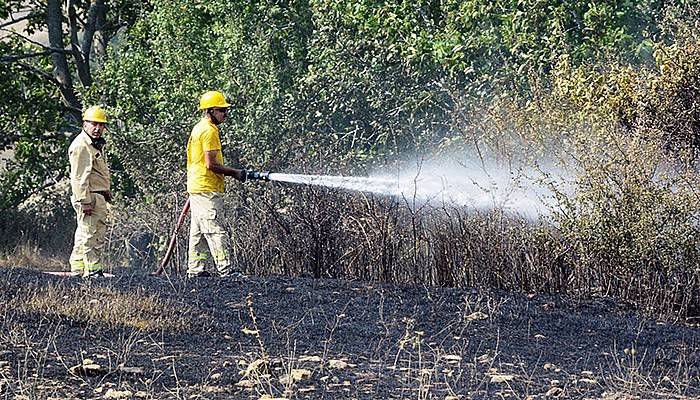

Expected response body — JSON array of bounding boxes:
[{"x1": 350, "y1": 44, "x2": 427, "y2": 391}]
[{"x1": 268, "y1": 160, "x2": 560, "y2": 218}]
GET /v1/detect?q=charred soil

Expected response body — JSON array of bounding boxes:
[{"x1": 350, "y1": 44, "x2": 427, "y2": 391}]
[{"x1": 0, "y1": 266, "x2": 698, "y2": 399}]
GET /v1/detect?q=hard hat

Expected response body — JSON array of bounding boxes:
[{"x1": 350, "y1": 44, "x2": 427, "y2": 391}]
[
  {"x1": 199, "y1": 90, "x2": 231, "y2": 110},
  {"x1": 83, "y1": 105, "x2": 108, "y2": 123}
]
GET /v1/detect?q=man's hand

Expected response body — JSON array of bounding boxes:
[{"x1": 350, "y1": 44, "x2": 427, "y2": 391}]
[
  {"x1": 246, "y1": 170, "x2": 271, "y2": 181},
  {"x1": 104, "y1": 190, "x2": 113, "y2": 202},
  {"x1": 81, "y1": 203, "x2": 94, "y2": 216},
  {"x1": 234, "y1": 169, "x2": 247, "y2": 182}
]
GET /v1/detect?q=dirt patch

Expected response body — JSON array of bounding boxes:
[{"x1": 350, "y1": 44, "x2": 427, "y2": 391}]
[{"x1": 0, "y1": 266, "x2": 698, "y2": 399}]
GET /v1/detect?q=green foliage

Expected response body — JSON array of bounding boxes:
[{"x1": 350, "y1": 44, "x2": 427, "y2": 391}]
[
  {"x1": 94, "y1": 0, "x2": 303, "y2": 194},
  {"x1": 94, "y1": 0, "x2": 678, "y2": 191},
  {"x1": 552, "y1": 33, "x2": 700, "y2": 157},
  {"x1": 317, "y1": 0, "x2": 667, "y2": 89},
  {"x1": 3, "y1": 0, "x2": 681, "y2": 207},
  {"x1": 0, "y1": 41, "x2": 66, "y2": 209}
]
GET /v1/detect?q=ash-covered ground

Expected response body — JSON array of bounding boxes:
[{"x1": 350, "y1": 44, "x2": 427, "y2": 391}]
[{"x1": 0, "y1": 266, "x2": 698, "y2": 399}]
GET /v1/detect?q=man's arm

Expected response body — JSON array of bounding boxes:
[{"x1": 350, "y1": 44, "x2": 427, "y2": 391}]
[{"x1": 204, "y1": 150, "x2": 246, "y2": 182}]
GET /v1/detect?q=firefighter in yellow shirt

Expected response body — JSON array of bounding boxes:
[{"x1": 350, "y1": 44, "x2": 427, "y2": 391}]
[
  {"x1": 68, "y1": 106, "x2": 112, "y2": 278},
  {"x1": 186, "y1": 90, "x2": 255, "y2": 278}
]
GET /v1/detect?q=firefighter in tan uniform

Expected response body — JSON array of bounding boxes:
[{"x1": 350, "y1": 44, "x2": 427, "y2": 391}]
[
  {"x1": 68, "y1": 106, "x2": 112, "y2": 277},
  {"x1": 186, "y1": 91, "x2": 248, "y2": 278}
]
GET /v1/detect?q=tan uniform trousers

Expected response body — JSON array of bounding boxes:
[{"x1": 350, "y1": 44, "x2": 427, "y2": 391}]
[
  {"x1": 187, "y1": 192, "x2": 233, "y2": 276},
  {"x1": 69, "y1": 193, "x2": 108, "y2": 275}
]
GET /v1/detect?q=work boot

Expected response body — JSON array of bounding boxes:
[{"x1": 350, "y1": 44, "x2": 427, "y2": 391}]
[
  {"x1": 84, "y1": 270, "x2": 104, "y2": 279},
  {"x1": 221, "y1": 271, "x2": 247, "y2": 281},
  {"x1": 187, "y1": 270, "x2": 212, "y2": 279}
]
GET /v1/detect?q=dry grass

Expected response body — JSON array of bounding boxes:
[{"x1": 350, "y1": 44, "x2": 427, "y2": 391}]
[
  {"x1": 0, "y1": 243, "x2": 66, "y2": 271},
  {"x1": 5, "y1": 280, "x2": 190, "y2": 331}
]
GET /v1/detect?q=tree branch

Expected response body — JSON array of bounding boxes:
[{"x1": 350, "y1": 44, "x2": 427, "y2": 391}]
[
  {"x1": 0, "y1": 28, "x2": 72, "y2": 54},
  {"x1": 0, "y1": 51, "x2": 55, "y2": 62},
  {"x1": 0, "y1": 11, "x2": 45, "y2": 29},
  {"x1": 92, "y1": 0, "x2": 108, "y2": 61},
  {"x1": 14, "y1": 61, "x2": 63, "y2": 87},
  {"x1": 67, "y1": 0, "x2": 90, "y2": 86},
  {"x1": 81, "y1": 0, "x2": 97, "y2": 58}
]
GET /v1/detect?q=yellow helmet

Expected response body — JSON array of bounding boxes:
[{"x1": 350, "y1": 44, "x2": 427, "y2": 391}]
[
  {"x1": 199, "y1": 90, "x2": 231, "y2": 110},
  {"x1": 83, "y1": 105, "x2": 108, "y2": 123}
]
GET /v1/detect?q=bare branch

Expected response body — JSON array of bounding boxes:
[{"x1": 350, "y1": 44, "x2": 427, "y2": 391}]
[
  {"x1": 0, "y1": 28, "x2": 71, "y2": 54},
  {"x1": 0, "y1": 51, "x2": 55, "y2": 62},
  {"x1": 0, "y1": 11, "x2": 45, "y2": 29}
]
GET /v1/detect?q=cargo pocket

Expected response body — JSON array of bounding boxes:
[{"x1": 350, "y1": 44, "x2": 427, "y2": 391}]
[
  {"x1": 199, "y1": 210, "x2": 225, "y2": 235},
  {"x1": 86, "y1": 215, "x2": 98, "y2": 236}
]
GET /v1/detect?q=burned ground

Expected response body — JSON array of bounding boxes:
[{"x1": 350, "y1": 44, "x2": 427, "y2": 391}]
[{"x1": 0, "y1": 266, "x2": 698, "y2": 399}]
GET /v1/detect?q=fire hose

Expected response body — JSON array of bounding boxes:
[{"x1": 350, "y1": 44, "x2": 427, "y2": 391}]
[
  {"x1": 151, "y1": 198, "x2": 190, "y2": 276},
  {"x1": 152, "y1": 170, "x2": 270, "y2": 276}
]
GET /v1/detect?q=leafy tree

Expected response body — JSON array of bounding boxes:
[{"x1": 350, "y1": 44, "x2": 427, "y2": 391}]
[
  {"x1": 0, "y1": 0, "x2": 151, "y2": 208},
  {"x1": 95, "y1": 0, "x2": 320, "y2": 196},
  {"x1": 93, "y1": 0, "x2": 680, "y2": 197},
  {"x1": 2, "y1": 0, "x2": 687, "y2": 207}
]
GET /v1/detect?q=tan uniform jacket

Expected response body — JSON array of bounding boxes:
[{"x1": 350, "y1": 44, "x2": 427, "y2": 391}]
[{"x1": 68, "y1": 131, "x2": 110, "y2": 205}]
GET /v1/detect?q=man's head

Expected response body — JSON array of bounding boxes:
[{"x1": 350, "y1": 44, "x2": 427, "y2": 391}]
[
  {"x1": 199, "y1": 90, "x2": 231, "y2": 125},
  {"x1": 82, "y1": 105, "x2": 107, "y2": 138}
]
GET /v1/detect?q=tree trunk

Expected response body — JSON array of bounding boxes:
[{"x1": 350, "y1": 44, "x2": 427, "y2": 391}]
[
  {"x1": 90, "y1": 0, "x2": 108, "y2": 63},
  {"x1": 47, "y1": 0, "x2": 81, "y2": 119}
]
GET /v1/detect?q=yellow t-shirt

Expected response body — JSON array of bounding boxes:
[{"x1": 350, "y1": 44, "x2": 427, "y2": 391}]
[{"x1": 186, "y1": 118, "x2": 225, "y2": 193}]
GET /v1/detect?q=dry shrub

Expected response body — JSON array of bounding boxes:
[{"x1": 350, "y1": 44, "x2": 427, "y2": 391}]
[
  {"x1": 8, "y1": 281, "x2": 190, "y2": 331},
  {"x1": 0, "y1": 183, "x2": 75, "y2": 260},
  {"x1": 554, "y1": 127, "x2": 700, "y2": 317},
  {"x1": 484, "y1": 57, "x2": 700, "y2": 319},
  {"x1": 231, "y1": 186, "x2": 561, "y2": 290}
]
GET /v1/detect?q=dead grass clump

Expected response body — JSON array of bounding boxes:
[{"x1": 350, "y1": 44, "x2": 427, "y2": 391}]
[{"x1": 10, "y1": 283, "x2": 189, "y2": 331}]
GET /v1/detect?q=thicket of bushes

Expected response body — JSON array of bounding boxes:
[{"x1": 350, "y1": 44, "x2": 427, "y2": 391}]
[{"x1": 108, "y1": 34, "x2": 700, "y2": 319}]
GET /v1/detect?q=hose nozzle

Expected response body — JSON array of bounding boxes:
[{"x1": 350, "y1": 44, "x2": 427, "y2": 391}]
[{"x1": 246, "y1": 170, "x2": 271, "y2": 181}]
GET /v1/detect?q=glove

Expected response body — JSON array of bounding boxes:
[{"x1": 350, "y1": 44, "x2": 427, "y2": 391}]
[
  {"x1": 238, "y1": 169, "x2": 247, "y2": 182},
  {"x1": 246, "y1": 170, "x2": 271, "y2": 181}
]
